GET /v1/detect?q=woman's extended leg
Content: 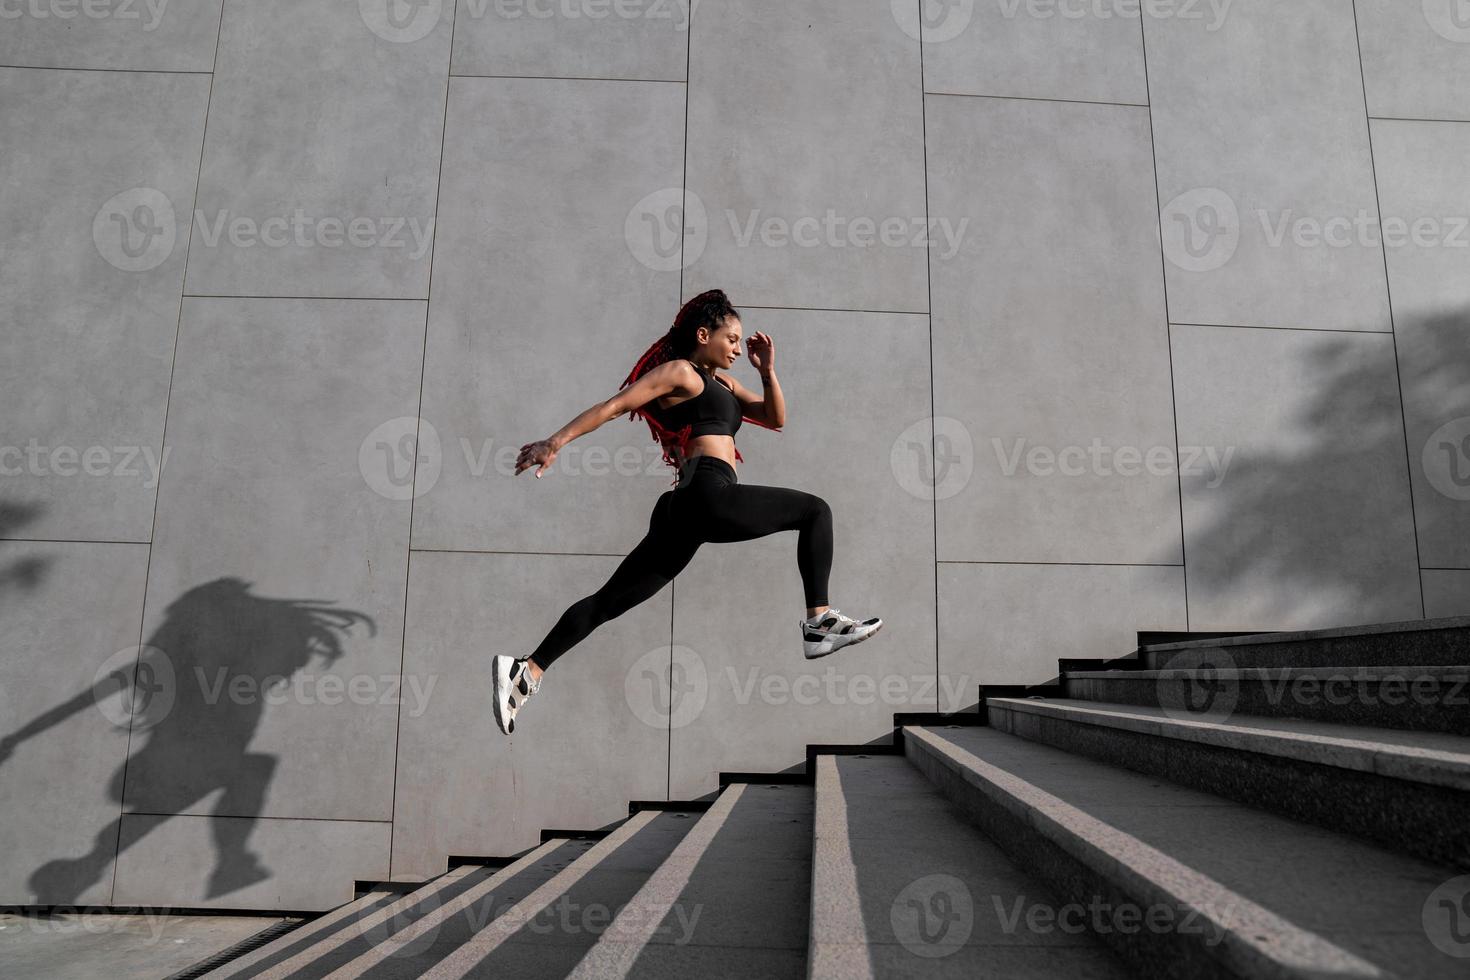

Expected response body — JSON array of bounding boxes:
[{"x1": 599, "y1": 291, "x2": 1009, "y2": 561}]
[
  {"x1": 700, "y1": 483, "x2": 833, "y2": 610},
  {"x1": 526, "y1": 494, "x2": 700, "y2": 674}
]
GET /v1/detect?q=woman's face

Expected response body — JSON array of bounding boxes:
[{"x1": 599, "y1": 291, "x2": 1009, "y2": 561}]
[{"x1": 702, "y1": 316, "x2": 742, "y2": 368}]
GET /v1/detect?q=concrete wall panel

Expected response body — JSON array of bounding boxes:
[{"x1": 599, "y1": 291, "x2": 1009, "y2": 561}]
[{"x1": 1, "y1": 67, "x2": 209, "y2": 542}]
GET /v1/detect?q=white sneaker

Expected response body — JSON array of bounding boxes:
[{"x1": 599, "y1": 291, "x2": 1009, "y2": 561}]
[
  {"x1": 492, "y1": 655, "x2": 541, "y2": 735},
  {"x1": 800, "y1": 607, "x2": 883, "y2": 659}
]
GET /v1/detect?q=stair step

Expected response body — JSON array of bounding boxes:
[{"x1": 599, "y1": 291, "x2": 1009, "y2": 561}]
[
  {"x1": 808, "y1": 752, "x2": 1132, "y2": 978},
  {"x1": 1063, "y1": 665, "x2": 1470, "y2": 735},
  {"x1": 309, "y1": 837, "x2": 587, "y2": 979},
  {"x1": 985, "y1": 696, "x2": 1470, "y2": 869},
  {"x1": 199, "y1": 890, "x2": 401, "y2": 979},
  {"x1": 566, "y1": 782, "x2": 813, "y2": 979},
  {"x1": 906, "y1": 724, "x2": 1463, "y2": 979},
  {"x1": 404, "y1": 808, "x2": 696, "y2": 979},
  {"x1": 1141, "y1": 616, "x2": 1470, "y2": 670}
]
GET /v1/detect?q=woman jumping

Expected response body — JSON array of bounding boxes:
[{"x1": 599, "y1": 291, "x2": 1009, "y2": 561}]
[{"x1": 493, "y1": 289, "x2": 883, "y2": 735}]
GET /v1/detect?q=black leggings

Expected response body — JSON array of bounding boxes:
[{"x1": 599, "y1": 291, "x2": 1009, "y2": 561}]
[{"x1": 528, "y1": 455, "x2": 832, "y2": 672}]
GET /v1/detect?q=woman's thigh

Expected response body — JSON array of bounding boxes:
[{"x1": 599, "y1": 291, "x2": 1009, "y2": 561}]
[
  {"x1": 593, "y1": 492, "x2": 701, "y2": 605},
  {"x1": 696, "y1": 482, "x2": 826, "y2": 544}
]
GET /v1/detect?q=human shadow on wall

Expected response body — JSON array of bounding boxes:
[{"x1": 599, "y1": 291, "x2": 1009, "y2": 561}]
[
  {"x1": 1154, "y1": 309, "x2": 1470, "y2": 629},
  {"x1": 0, "y1": 576, "x2": 374, "y2": 905},
  {"x1": 0, "y1": 503, "x2": 52, "y2": 599}
]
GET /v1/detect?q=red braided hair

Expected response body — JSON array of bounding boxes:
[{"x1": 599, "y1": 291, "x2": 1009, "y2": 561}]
[{"x1": 619, "y1": 290, "x2": 782, "y2": 487}]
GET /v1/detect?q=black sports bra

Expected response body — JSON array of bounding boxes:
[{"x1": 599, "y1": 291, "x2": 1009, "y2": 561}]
[{"x1": 649, "y1": 358, "x2": 743, "y2": 438}]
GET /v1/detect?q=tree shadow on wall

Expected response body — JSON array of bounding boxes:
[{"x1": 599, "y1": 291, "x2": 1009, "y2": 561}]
[
  {"x1": 1158, "y1": 309, "x2": 1470, "y2": 630},
  {"x1": 0, "y1": 576, "x2": 374, "y2": 905}
]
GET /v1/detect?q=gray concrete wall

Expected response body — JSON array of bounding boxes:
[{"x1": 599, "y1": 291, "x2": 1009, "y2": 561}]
[{"x1": 1, "y1": 0, "x2": 1465, "y2": 911}]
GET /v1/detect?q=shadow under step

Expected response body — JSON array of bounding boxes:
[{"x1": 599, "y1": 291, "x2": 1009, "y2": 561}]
[
  {"x1": 199, "y1": 889, "x2": 403, "y2": 979},
  {"x1": 565, "y1": 781, "x2": 814, "y2": 979},
  {"x1": 330, "y1": 807, "x2": 697, "y2": 980},
  {"x1": 1063, "y1": 665, "x2": 1470, "y2": 735},
  {"x1": 1141, "y1": 616, "x2": 1470, "y2": 671},
  {"x1": 808, "y1": 751, "x2": 1133, "y2": 979},
  {"x1": 985, "y1": 696, "x2": 1470, "y2": 870},
  {"x1": 906, "y1": 724, "x2": 1465, "y2": 980}
]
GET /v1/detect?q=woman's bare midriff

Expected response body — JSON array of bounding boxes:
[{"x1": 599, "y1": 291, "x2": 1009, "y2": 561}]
[
  {"x1": 656, "y1": 373, "x2": 739, "y2": 471},
  {"x1": 679, "y1": 435, "x2": 738, "y2": 470}
]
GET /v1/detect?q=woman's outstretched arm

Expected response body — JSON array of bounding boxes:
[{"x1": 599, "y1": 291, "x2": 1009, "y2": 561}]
[{"x1": 516, "y1": 360, "x2": 689, "y2": 478}]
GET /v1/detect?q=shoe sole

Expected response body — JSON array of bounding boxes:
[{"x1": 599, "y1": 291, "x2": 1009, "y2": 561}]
[
  {"x1": 804, "y1": 620, "x2": 882, "y2": 659},
  {"x1": 491, "y1": 655, "x2": 514, "y2": 735}
]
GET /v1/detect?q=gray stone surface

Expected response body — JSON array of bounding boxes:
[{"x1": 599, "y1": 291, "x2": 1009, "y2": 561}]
[
  {"x1": 1, "y1": 67, "x2": 208, "y2": 542},
  {"x1": 987, "y1": 697, "x2": 1470, "y2": 791},
  {"x1": 0, "y1": 0, "x2": 223, "y2": 71},
  {"x1": 681, "y1": 0, "x2": 927, "y2": 312},
  {"x1": 1170, "y1": 323, "x2": 1422, "y2": 630},
  {"x1": 111, "y1": 812, "x2": 390, "y2": 911},
  {"x1": 984, "y1": 698, "x2": 1470, "y2": 870},
  {"x1": 1357, "y1": 0, "x2": 1470, "y2": 122},
  {"x1": 1369, "y1": 118, "x2": 1470, "y2": 572},
  {"x1": 182, "y1": 0, "x2": 449, "y2": 298},
  {"x1": 450, "y1": 0, "x2": 691, "y2": 80},
  {"x1": 410, "y1": 74, "x2": 686, "y2": 554},
  {"x1": 905, "y1": 724, "x2": 1393, "y2": 980},
  {"x1": 1066, "y1": 665, "x2": 1470, "y2": 734},
  {"x1": 926, "y1": 95, "x2": 1181, "y2": 565},
  {"x1": 127, "y1": 297, "x2": 421, "y2": 824},
  {"x1": 1146, "y1": 0, "x2": 1390, "y2": 332},
  {"x1": 919, "y1": 0, "x2": 1147, "y2": 104},
  {"x1": 911, "y1": 724, "x2": 1463, "y2": 979},
  {"x1": 0, "y1": 542, "x2": 149, "y2": 906},
  {"x1": 0, "y1": 910, "x2": 296, "y2": 980},
  {"x1": 1424, "y1": 571, "x2": 1470, "y2": 619},
  {"x1": 938, "y1": 562, "x2": 1186, "y2": 690},
  {"x1": 809, "y1": 754, "x2": 1132, "y2": 976}
]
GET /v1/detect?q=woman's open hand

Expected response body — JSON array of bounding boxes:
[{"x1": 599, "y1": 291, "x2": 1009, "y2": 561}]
[
  {"x1": 516, "y1": 439, "x2": 558, "y2": 478},
  {"x1": 746, "y1": 331, "x2": 774, "y2": 375}
]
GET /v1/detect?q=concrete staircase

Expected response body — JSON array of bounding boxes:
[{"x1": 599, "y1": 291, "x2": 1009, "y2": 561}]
[{"x1": 183, "y1": 616, "x2": 1470, "y2": 979}]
